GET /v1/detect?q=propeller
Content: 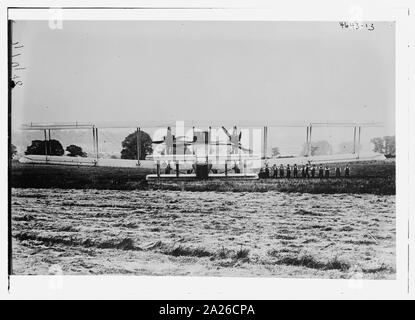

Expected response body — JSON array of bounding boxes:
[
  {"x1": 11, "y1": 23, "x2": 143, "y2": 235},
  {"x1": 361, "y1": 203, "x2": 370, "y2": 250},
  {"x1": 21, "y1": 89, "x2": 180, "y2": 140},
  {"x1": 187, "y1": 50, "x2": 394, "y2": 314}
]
[
  {"x1": 238, "y1": 145, "x2": 252, "y2": 152},
  {"x1": 221, "y1": 126, "x2": 232, "y2": 138},
  {"x1": 219, "y1": 126, "x2": 251, "y2": 153}
]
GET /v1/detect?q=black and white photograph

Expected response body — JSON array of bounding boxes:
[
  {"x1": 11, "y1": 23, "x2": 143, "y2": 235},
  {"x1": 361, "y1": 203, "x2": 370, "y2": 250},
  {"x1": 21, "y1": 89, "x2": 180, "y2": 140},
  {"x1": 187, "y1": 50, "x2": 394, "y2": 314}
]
[{"x1": 2, "y1": 1, "x2": 414, "y2": 301}]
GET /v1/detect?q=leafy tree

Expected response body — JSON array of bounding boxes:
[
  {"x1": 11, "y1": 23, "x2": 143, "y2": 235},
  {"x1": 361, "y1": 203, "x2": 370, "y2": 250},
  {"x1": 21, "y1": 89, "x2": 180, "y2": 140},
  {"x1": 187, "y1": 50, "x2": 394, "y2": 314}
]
[
  {"x1": 10, "y1": 143, "x2": 17, "y2": 159},
  {"x1": 371, "y1": 137, "x2": 385, "y2": 154},
  {"x1": 301, "y1": 140, "x2": 332, "y2": 156},
  {"x1": 25, "y1": 139, "x2": 64, "y2": 156},
  {"x1": 66, "y1": 144, "x2": 87, "y2": 157},
  {"x1": 371, "y1": 136, "x2": 395, "y2": 156},
  {"x1": 384, "y1": 136, "x2": 395, "y2": 156},
  {"x1": 121, "y1": 130, "x2": 153, "y2": 160}
]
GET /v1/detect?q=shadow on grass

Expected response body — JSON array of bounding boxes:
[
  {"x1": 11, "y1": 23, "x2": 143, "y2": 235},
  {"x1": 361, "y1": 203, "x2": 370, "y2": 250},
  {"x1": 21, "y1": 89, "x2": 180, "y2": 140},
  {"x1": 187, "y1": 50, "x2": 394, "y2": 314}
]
[
  {"x1": 269, "y1": 251, "x2": 350, "y2": 271},
  {"x1": 14, "y1": 231, "x2": 137, "y2": 251},
  {"x1": 163, "y1": 245, "x2": 251, "y2": 262}
]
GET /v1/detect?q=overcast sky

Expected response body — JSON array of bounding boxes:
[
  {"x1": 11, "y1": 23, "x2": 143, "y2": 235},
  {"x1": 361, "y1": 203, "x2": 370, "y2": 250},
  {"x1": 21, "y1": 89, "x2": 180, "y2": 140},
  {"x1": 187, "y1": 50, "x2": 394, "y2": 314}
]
[{"x1": 11, "y1": 20, "x2": 395, "y2": 154}]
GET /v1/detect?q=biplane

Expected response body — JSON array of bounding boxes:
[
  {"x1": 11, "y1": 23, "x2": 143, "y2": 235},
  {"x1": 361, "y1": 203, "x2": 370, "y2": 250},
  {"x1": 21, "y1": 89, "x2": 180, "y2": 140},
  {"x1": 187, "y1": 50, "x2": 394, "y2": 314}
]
[{"x1": 17, "y1": 121, "x2": 386, "y2": 180}]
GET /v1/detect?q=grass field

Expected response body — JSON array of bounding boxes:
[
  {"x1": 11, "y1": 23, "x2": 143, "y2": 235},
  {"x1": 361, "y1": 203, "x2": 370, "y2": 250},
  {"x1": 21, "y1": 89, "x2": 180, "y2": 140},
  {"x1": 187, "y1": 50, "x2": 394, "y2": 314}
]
[
  {"x1": 11, "y1": 159, "x2": 395, "y2": 194},
  {"x1": 11, "y1": 188, "x2": 395, "y2": 278},
  {"x1": 11, "y1": 160, "x2": 151, "y2": 189},
  {"x1": 150, "y1": 177, "x2": 395, "y2": 194},
  {"x1": 10, "y1": 160, "x2": 395, "y2": 277}
]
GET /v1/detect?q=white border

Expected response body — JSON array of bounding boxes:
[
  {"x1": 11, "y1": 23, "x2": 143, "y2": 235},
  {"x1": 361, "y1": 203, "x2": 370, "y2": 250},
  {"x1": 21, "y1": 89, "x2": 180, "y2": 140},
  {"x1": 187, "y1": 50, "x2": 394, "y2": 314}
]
[
  {"x1": 1, "y1": 0, "x2": 412, "y2": 300},
  {"x1": 407, "y1": 2, "x2": 415, "y2": 299}
]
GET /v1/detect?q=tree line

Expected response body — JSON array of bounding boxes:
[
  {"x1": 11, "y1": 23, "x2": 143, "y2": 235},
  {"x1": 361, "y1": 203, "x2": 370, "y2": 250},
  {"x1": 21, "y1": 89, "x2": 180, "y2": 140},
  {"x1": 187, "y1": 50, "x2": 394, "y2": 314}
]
[
  {"x1": 10, "y1": 132, "x2": 395, "y2": 160},
  {"x1": 11, "y1": 130, "x2": 153, "y2": 160},
  {"x1": 272, "y1": 136, "x2": 395, "y2": 157},
  {"x1": 370, "y1": 136, "x2": 395, "y2": 157}
]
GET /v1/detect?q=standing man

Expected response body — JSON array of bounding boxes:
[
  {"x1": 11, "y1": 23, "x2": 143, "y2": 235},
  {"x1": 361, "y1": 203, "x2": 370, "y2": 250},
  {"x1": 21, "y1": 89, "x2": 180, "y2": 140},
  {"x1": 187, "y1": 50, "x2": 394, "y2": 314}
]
[
  {"x1": 324, "y1": 165, "x2": 330, "y2": 178},
  {"x1": 273, "y1": 164, "x2": 278, "y2": 178},
  {"x1": 301, "y1": 165, "x2": 306, "y2": 178},
  {"x1": 305, "y1": 163, "x2": 310, "y2": 178},
  {"x1": 319, "y1": 165, "x2": 324, "y2": 178},
  {"x1": 345, "y1": 164, "x2": 351, "y2": 177},
  {"x1": 286, "y1": 164, "x2": 291, "y2": 178},
  {"x1": 311, "y1": 164, "x2": 316, "y2": 178},
  {"x1": 265, "y1": 164, "x2": 270, "y2": 179},
  {"x1": 293, "y1": 164, "x2": 298, "y2": 178},
  {"x1": 279, "y1": 164, "x2": 285, "y2": 178}
]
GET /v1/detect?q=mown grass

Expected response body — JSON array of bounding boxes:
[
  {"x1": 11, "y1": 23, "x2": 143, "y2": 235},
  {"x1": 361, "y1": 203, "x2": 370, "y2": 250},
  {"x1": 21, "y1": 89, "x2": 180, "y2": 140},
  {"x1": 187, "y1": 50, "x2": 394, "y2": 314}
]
[
  {"x1": 235, "y1": 247, "x2": 250, "y2": 260},
  {"x1": 56, "y1": 225, "x2": 79, "y2": 232},
  {"x1": 162, "y1": 245, "x2": 251, "y2": 261},
  {"x1": 14, "y1": 231, "x2": 137, "y2": 251},
  {"x1": 362, "y1": 263, "x2": 395, "y2": 274},
  {"x1": 217, "y1": 246, "x2": 230, "y2": 259},
  {"x1": 151, "y1": 177, "x2": 395, "y2": 195},
  {"x1": 268, "y1": 251, "x2": 350, "y2": 271},
  {"x1": 13, "y1": 214, "x2": 35, "y2": 222},
  {"x1": 10, "y1": 160, "x2": 151, "y2": 190},
  {"x1": 164, "y1": 246, "x2": 212, "y2": 258}
]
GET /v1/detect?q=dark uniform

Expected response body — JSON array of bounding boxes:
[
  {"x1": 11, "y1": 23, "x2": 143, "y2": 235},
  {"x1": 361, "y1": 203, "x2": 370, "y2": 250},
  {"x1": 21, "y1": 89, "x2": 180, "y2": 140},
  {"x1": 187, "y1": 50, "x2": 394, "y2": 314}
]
[
  {"x1": 286, "y1": 164, "x2": 291, "y2": 178},
  {"x1": 165, "y1": 163, "x2": 172, "y2": 174},
  {"x1": 345, "y1": 165, "x2": 350, "y2": 177},
  {"x1": 311, "y1": 165, "x2": 316, "y2": 178},
  {"x1": 318, "y1": 165, "x2": 324, "y2": 178},
  {"x1": 324, "y1": 166, "x2": 330, "y2": 178},
  {"x1": 293, "y1": 164, "x2": 298, "y2": 178},
  {"x1": 305, "y1": 164, "x2": 310, "y2": 178},
  {"x1": 335, "y1": 167, "x2": 341, "y2": 178},
  {"x1": 273, "y1": 164, "x2": 278, "y2": 178},
  {"x1": 279, "y1": 165, "x2": 284, "y2": 178},
  {"x1": 301, "y1": 166, "x2": 306, "y2": 178},
  {"x1": 264, "y1": 165, "x2": 270, "y2": 178}
]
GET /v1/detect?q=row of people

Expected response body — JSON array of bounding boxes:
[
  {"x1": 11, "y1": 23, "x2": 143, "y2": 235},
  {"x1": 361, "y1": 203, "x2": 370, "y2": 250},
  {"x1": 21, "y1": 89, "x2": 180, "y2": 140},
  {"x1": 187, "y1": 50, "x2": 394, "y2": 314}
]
[{"x1": 258, "y1": 163, "x2": 351, "y2": 179}]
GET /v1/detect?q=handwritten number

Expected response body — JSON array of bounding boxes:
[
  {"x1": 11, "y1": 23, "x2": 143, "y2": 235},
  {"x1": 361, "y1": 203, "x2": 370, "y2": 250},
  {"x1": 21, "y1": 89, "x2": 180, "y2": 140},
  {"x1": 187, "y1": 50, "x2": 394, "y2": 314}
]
[{"x1": 339, "y1": 21, "x2": 375, "y2": 31}]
